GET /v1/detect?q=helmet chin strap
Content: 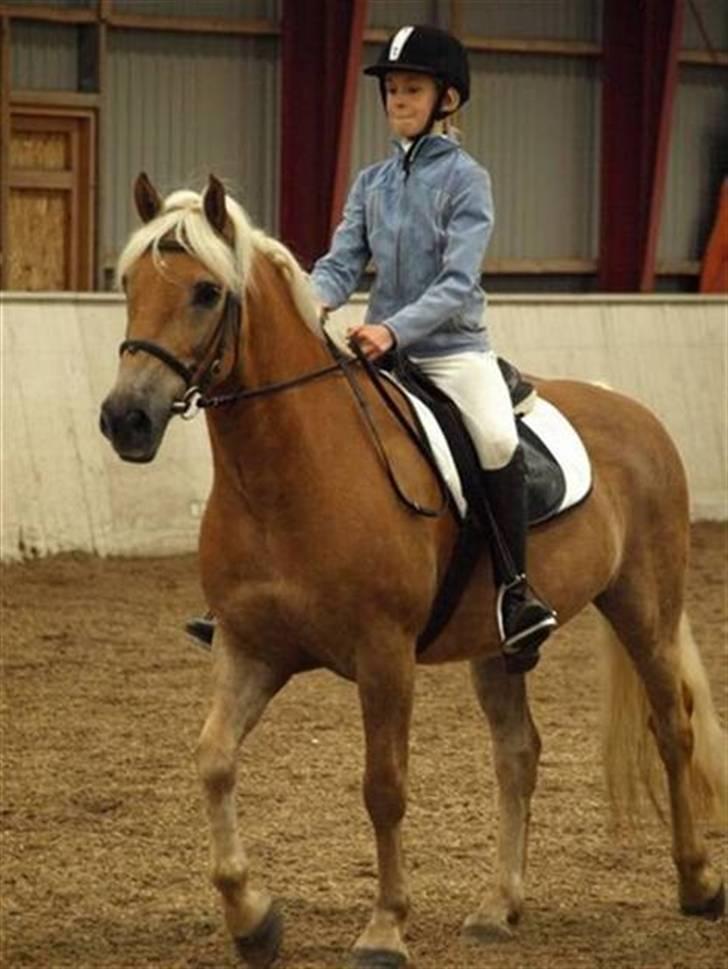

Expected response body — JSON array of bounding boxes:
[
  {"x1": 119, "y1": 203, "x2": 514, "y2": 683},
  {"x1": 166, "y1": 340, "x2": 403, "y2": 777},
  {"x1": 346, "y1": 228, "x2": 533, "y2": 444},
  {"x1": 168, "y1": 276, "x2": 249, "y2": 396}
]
[{"x1": 403, "y1": 80, "x2": 454, "y2": 175}]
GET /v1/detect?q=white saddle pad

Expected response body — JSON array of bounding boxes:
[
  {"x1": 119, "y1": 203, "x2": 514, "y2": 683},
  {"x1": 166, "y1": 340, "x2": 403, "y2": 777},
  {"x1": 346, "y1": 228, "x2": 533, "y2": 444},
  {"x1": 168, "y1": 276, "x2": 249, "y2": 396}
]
[{"x1": 394, "y1": 384, "x2": 592, "y2": 520}]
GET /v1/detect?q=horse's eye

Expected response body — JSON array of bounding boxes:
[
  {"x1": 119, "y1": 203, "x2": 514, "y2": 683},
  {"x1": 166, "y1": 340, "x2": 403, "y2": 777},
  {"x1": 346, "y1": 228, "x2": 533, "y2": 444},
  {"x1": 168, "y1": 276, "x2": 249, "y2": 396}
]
[{"x1": 193, "y1": 281, "x2": 222, "y2": 308}]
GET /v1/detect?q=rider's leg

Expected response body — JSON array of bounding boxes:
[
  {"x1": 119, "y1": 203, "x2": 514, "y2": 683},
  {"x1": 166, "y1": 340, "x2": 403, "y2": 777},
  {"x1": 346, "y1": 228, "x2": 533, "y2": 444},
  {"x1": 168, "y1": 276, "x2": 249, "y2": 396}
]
[
  {"x1": 411, "y1": 351, "x2": 556, "y2": 672},
  {"x1": 480, "y1": 447, "x2": 557, "y2": 673}
]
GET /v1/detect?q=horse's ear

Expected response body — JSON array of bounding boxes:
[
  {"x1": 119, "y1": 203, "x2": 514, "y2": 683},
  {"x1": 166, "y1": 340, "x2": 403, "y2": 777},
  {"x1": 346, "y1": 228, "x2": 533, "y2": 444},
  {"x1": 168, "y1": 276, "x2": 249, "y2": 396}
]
[
  {"x1": 203, "y1": 175, "x2": 228, "y2": 235},
  {"x1": 134, "y1": 172, "x2": 162, "y2": 223}
]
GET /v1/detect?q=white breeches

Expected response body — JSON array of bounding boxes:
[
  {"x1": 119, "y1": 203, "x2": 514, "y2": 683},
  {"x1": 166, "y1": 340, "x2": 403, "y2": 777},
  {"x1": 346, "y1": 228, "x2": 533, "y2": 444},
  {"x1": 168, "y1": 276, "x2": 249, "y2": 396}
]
[{"x1": 410, "y1": 350, "x2": 518, "y2": 470}]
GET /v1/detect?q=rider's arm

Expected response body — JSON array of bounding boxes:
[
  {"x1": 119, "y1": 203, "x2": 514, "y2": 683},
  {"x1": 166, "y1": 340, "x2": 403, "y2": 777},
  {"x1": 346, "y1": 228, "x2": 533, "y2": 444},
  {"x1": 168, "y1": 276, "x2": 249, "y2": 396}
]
[{"x1": 310, "y1": 172, "x2": 371, "y2": 310}]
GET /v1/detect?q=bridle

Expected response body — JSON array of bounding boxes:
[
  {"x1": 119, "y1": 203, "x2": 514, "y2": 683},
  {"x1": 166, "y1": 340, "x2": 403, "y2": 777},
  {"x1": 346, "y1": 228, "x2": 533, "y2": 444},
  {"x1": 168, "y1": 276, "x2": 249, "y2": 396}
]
[
  {"x1": 117, "y1": 245, "x2": 449, "y2": 518},
  {"x1": 118, "y1": 240, "x2": 243, "y2": 419}
]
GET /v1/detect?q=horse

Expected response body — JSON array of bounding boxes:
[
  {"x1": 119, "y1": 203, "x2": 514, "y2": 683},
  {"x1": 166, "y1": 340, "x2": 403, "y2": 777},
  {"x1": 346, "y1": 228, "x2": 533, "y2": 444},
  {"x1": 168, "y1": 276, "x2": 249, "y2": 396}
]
[{"x1": 99, "y1": 173, "x2": 726, "y2": 969}]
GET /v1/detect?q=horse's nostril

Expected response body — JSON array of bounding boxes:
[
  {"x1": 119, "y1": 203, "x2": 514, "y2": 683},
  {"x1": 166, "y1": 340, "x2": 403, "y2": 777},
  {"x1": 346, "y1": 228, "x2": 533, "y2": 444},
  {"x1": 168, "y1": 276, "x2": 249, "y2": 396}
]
[
  {"x1": 99, "y1": 402, "x2": 116, "y2": 440},
  {"x1": 99, "y1": 401, "x2": 154, "y2": 453},
  {"x1": 124, "y1": 408, "x2": 151, "y2": 433}
]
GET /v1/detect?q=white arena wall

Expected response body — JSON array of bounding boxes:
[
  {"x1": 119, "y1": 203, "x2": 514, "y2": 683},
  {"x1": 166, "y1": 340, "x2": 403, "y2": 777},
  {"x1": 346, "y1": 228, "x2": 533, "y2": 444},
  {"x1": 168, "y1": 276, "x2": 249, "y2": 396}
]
[{"x1": 1, "y1": 292, "x2": 726, "y2": 562}]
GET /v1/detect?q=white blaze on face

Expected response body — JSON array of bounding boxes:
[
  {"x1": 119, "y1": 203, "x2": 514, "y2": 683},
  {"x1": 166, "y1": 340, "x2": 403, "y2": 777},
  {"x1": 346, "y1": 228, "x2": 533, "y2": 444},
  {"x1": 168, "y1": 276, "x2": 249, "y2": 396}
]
[{"x1": 388, "y1": 26, "x2": 415, "y2": 61}]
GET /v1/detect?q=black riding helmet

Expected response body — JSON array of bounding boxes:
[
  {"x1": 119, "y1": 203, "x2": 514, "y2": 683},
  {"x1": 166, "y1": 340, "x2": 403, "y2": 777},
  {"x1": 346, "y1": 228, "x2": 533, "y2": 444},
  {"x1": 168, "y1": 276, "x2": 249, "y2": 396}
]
[{"x1": 363, "y1": 24, "x2": 470, "y2": 122}]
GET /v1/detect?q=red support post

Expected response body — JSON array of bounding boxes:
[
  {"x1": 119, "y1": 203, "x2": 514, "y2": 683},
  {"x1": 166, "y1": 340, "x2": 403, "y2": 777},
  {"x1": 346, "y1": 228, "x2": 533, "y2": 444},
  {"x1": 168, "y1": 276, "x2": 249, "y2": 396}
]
[
  {"x1": 598, "y1": 0, "x2": 684, "y2": 292},
  {"x1": 329, "y1": 0, "x2": 367, "y2": 237},
  {"x1": 279, "y1": 0, "x2": 367, "y2": 270}
]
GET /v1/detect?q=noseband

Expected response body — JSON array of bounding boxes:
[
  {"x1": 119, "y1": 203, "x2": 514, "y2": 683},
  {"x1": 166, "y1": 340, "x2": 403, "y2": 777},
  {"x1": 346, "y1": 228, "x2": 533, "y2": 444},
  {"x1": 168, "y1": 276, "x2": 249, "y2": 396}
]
[{"x1": 118, "y1": 241, "x2": 240, "y2": 419}]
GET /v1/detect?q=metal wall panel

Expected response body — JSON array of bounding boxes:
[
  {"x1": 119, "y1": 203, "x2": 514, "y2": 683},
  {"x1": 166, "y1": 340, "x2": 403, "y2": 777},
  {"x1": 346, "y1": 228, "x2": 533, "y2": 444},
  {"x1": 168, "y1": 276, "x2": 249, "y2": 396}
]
[
  {"x1": 467, "y1": 52, "x2": 600, "y2": 261},
  {"x1": 114, "y1": 0, "x2": 280, "y2": 19},
  {"x1": 683, "y1": 0, "x2": 728, "y2": 51},
  {"x1": 349, "y1": 60, "x2": 390, "y2": 176},
  {"x1": 4, "y1": 0, "x2": 92, "y2": 7},
  {"x1": 10, "y1": 21, "x2": 78, "y2": 90},
  {"x1": 367, "y1": 0, "x2": 438, "y2": 30},
  {"x1": 461, "y1": 0, "x2": 603, "y2": 42},
  {"x1": 104, "y1": 28, "x2": 279, "y2": 271},
  {"x1": 350, "y1": 44, "x2": 601, "y2": 263},
  {"x1": 659, "y1": 64, "x2": 728, "y2": 263}
]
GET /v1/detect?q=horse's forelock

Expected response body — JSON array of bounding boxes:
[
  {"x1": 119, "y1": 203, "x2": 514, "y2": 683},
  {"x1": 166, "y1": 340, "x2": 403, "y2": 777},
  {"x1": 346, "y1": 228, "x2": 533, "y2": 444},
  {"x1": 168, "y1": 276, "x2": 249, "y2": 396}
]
[
  {"x1": 116, "y1": 187, "x2": 320, "y2": 337},
  {"x1": 117, "y1": 189, "x2": 252, "y2": 295}
]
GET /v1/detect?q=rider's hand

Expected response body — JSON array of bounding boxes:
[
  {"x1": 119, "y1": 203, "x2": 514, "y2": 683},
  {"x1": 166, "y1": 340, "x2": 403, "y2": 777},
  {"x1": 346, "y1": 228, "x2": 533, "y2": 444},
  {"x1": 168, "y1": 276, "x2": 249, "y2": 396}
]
[{"x1": 348, "y1": 323, "x2": 395, "y2": 361}]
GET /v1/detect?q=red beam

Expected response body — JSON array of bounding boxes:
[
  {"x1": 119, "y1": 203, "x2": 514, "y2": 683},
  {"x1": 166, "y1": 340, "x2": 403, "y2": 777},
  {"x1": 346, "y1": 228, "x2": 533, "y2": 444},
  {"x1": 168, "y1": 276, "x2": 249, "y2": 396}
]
[
  {"x1": 329, "y1": 0, "x2": 367, "y2": 237},
  {"x1": 598, "y1": 0, "x2": 684, "y2": 292},
  {"x1": 641, "y1": 0, "x2": 684, "y2": 291},
  {"x1": 280, "y1": 0, "x2": 367, "y2": 270}
]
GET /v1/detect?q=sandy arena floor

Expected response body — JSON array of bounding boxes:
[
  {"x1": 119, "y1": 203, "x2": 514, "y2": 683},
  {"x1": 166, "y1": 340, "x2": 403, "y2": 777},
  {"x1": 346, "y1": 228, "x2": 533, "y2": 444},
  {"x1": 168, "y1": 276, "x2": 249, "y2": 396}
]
[{"x1": 1, "y1": 523, "x2": 726, "y2": 969}]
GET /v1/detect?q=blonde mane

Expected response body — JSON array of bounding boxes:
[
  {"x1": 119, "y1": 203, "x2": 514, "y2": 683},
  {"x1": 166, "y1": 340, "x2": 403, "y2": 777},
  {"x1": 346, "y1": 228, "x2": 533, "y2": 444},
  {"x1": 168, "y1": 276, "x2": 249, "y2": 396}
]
[{"x1": 117, "y1": 185, "x2": 321, "y2": 334}]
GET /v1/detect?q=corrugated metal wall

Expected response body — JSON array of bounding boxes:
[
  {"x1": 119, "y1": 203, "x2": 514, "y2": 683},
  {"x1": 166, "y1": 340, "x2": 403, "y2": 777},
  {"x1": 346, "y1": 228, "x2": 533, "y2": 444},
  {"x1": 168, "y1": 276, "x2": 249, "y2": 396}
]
[
  {"x1": 460, "y1": 0, "x2": 602, "y2": 40},
  {"x1": 6, "y1": 0, "x2": 727, "y2": 285},
  {"x1": 683, "y1": 0, "x2": 728, "y2": 50},
  {"x1": 4, "y1": 0, "x2": 93, "y2": 10},
  {"x1": 658, "y1": 63, "x2": 728, "y2": 264},
  {"x1": 115, "y1": 0, "x2": 279, "y2": 16},
  {"x1": 463, "y1": 52, "x2": 600, "y2": 262},
  {"x1": 10, "y1": 21, "x2": 79, "y2": 90},
  {"x1": 367, "y1": 1, "x2": 440, "y2": 30},
  {"x1": 104, "y1": 29, "x2": 279, "y2": 267}
]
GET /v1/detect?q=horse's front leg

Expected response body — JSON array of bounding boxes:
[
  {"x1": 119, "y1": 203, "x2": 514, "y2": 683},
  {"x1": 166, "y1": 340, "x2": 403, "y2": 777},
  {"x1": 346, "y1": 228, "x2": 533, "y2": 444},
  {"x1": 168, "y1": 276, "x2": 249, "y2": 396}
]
[
  {"x1": 352, "y1": 639, "x2": 416, "y2": 969},
  {"x1": 463, "y1": 655, "x2": 541, "y2": 942},
  {"x1": 196, "y1": 633, "x2": 288, "y2": 967}
]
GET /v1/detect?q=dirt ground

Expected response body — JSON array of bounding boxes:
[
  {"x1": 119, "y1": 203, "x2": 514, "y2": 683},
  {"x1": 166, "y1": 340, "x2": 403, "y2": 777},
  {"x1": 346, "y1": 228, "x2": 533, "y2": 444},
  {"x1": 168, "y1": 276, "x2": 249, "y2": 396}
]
[{"x1": 1, "y1": 523, "x2": 726, "y2": 969}]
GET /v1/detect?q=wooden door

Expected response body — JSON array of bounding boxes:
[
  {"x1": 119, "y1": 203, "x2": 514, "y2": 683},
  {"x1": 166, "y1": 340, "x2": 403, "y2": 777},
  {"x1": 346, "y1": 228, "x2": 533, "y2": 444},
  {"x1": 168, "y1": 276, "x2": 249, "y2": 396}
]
[{"x1": 8, "y1": 109, "x2": 95, "y2": 290}]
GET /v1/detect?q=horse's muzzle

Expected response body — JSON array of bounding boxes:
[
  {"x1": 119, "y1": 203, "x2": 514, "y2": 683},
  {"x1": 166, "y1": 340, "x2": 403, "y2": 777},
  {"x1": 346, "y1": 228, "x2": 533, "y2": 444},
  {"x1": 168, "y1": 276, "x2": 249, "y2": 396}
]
[{"x1": 99, "y1": 391, "x2": 169, "y2": 463}]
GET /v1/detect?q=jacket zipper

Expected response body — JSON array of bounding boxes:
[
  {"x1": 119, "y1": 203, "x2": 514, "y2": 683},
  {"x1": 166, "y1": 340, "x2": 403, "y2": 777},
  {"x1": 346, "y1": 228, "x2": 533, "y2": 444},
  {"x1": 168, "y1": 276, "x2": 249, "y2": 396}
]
[{"x1": 395, "y1": 165, "x2": 409, "y2": 294}]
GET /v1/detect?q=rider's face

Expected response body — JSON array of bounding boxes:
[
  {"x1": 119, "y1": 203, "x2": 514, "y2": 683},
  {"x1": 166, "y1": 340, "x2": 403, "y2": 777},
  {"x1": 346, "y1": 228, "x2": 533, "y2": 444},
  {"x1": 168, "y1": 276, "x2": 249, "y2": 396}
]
[{"x1": 385, "y1": 72, "x2": 439, "y2": 139}]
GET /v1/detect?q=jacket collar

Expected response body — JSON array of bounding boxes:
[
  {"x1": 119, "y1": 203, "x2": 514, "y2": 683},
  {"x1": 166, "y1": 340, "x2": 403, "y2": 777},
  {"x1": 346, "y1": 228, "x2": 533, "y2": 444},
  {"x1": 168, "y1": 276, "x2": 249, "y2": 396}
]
[{"x1": 392, "y1": 133, "x2": 459, "y2": 171}]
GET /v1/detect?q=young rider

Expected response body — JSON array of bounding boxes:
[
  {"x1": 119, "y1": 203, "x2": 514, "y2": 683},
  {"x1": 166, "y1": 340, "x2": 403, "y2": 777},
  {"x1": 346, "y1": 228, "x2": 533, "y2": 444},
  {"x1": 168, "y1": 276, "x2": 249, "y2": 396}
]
[
  {"x1": 309, "y1": 24, "x2": 557, "y2": 673},
  {"x1": 188, "y1": 24, "x2": 557, "y2": 673}
]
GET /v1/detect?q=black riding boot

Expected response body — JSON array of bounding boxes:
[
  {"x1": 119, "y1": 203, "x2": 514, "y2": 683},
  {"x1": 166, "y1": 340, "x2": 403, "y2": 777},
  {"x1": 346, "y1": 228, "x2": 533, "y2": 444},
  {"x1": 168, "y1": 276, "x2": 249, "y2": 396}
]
[
  {"x1": 185, "y1": 611, "x2": 216, "y2": 649},
  {"x1": 481, "y1": 447, "x2": 557, "y2": 674}
]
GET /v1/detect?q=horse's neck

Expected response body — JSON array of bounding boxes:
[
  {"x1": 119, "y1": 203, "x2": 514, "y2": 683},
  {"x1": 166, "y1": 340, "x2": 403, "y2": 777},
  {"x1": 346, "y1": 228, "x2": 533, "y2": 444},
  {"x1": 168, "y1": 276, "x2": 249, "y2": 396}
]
[
  {"x1": 241, "y1": 252, "x2": 327, "y2": 388},
  {"x1": 205, "y1": 252, "x2": 339, "y2": 502}
]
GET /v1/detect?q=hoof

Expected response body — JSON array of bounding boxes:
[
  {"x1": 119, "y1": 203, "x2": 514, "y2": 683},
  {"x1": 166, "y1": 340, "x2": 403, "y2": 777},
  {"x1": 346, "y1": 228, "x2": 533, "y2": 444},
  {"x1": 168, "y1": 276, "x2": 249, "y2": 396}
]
[
  {"x1": 234, "y1": 900, "x2": 283, "y2": 967},
  {"x1": 681, "y1": 882, "x2": 725, "y2": 921},
  {"x1": 348, "y1": 948, "x2": 408, "y2": 969}
]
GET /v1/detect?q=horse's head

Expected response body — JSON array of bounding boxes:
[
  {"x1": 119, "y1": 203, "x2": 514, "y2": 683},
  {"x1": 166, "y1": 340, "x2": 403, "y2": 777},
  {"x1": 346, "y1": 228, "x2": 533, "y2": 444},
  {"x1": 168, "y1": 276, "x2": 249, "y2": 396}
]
[{"x1": 100, "y1": 173, "x2": 249, "y2": 462}]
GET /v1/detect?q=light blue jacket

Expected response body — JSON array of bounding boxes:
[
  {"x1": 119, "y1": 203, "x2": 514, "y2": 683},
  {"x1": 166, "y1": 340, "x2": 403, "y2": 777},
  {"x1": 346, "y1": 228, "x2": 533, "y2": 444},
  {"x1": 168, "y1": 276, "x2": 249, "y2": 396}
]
[{"x1": 311, "y1": 134, "x2": 494, "y2": 357}]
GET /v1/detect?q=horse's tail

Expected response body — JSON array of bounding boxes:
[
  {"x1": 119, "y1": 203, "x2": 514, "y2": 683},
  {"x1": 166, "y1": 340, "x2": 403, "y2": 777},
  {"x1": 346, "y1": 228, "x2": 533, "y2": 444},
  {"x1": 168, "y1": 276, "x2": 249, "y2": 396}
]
[{"x1": 600, "y1": 611, "x2": 728, "y2": 826}]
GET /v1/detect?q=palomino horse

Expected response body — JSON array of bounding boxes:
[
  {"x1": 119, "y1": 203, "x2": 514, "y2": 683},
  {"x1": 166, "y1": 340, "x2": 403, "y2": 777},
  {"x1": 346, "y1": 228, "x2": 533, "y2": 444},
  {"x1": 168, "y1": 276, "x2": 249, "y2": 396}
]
[{"x1": 100, "y1": 174, "x2": 726, "y2": 968}]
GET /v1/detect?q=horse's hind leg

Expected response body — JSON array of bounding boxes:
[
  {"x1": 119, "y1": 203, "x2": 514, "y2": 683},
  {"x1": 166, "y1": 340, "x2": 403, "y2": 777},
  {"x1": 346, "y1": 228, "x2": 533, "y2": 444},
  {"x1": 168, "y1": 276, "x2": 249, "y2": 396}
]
[
  {"x1": 196, "y1": 635, "x2": 288, "y2": 966},
  {"x1": 597, "y1": 584, "x2": 725, "y2": 919},
  {"x1": 462, "y1": 656, "x2": 541, "y2": 942}
]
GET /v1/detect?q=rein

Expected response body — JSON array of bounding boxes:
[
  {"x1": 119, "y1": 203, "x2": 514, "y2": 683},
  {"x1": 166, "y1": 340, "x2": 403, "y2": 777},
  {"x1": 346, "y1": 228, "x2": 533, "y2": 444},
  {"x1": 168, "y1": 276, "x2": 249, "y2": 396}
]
[
  {"x1": 325, "y1": 334, "x2": 450, "y2": 518},
  {"x1": 119, "y1": 251, "x2": 448, "y2": 516},
  {"x1": 179, "y1": 322, "x2": 449, "y2": 519},
  {"x1": 171, "y1": 360, "x2": 344, "y2": 419}
]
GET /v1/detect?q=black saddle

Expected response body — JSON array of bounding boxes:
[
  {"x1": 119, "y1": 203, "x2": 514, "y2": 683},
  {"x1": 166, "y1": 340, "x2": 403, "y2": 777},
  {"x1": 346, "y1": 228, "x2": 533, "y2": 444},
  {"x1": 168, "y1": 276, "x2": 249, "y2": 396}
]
[{"x1": 390, "y1": 356, "x2": 566, "y2": 525}]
